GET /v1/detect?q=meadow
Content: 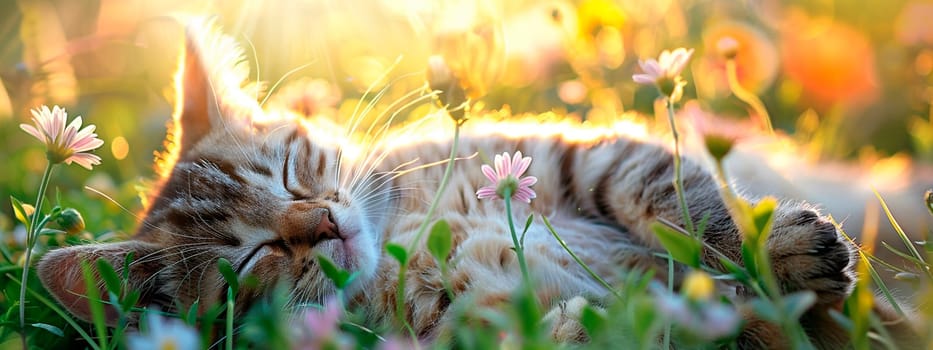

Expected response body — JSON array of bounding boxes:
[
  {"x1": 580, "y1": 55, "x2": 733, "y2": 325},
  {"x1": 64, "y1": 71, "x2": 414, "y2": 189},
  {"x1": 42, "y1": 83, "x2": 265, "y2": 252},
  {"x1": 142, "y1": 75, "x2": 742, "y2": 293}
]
[{"x1": 1, "y1": 0, "x2": 932, "y2": 348}]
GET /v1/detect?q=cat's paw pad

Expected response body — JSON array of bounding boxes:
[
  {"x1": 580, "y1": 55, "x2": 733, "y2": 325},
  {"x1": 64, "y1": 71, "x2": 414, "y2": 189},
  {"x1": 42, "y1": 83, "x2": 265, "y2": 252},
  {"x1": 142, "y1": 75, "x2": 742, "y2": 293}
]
[
  {"x1": 543, "y1": 296, "x2": 594, "y2": 343},
  {"x1": 766, "y1": 208, "x2": 855, "y2": 303}
]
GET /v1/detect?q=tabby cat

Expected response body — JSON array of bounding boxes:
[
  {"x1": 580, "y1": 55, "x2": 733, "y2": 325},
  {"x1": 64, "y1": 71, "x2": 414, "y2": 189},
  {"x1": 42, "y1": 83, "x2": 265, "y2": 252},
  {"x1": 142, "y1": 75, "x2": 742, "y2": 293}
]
[{"x1": 37, "y1": 21, "x2": 914, "y2": 348}]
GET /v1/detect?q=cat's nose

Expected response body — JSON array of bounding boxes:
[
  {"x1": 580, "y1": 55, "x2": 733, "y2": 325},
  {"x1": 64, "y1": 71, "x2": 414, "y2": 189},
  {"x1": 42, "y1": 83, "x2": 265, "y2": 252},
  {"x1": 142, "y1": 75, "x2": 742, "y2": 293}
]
[{"x1": 315, "y1": 209, "x2": 339, "y2": 240}]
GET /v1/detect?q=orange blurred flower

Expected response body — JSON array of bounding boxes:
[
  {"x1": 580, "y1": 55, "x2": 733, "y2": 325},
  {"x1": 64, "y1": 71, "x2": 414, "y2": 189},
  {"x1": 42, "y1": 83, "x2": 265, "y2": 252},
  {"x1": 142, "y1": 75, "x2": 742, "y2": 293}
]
[
  {"x1": 779, "y1": 10, "x2": 878, "y2": 107},
  {"x1": 699, "y1": 22, "x2": 779, "y2": 95}
]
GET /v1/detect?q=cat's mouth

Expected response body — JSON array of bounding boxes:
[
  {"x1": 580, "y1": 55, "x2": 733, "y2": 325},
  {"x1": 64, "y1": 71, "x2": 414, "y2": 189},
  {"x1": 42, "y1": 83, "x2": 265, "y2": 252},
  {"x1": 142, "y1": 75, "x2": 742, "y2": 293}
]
[{"x1": 316, "y1": 219, "x2": 363, "y2": 271}]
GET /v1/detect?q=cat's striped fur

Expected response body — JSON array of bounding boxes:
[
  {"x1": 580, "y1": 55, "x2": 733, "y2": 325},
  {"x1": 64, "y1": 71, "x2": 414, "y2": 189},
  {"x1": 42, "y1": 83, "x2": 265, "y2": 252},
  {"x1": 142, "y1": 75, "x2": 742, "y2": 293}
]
[{"x1": 37, "y1": 20, "x2": 916, "y2": 348}]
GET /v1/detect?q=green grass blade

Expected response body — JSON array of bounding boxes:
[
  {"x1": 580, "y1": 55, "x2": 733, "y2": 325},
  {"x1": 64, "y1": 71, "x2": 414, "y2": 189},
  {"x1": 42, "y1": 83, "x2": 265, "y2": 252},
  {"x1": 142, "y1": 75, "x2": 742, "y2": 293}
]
[
  {"x1": 873, "y1": 191, "x2": 928, "y2": 269},
  {"x1": 880, "y1": 242, "x2": 929, "y2": 267},
  {"x1": 838, "y1": 225, "x2": 907, "y2": 319},
  {"x1": 5, "y1": 273, "x2": 101, "y2": 350},
  {"x1": 864, "y1": 253, "x2": 910, "y2": 274},
  {"x1": 863, "y1": 254, "x2": 907, "y2": 318},
  {"x1": 80, "y1": 261, "x2": 109, "y2": 350}
]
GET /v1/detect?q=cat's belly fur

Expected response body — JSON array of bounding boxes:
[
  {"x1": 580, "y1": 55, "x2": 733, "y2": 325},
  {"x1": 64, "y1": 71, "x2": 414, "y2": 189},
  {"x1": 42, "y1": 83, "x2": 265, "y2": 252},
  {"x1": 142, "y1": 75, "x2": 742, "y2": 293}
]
[
  {"x1": 343, "y1": 125, "x2": 671, "y2": 337},
  {"x1": 352, "y1": 205, "x2": 658, "y2": 338}
]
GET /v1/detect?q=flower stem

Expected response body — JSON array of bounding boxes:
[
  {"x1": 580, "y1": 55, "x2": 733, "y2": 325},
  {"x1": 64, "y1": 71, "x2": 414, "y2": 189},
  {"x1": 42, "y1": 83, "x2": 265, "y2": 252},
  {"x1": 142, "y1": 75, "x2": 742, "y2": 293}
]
[
  {"x1": 665, "y1": 98, "x2": 694, "y2": 234},
  {"x1": 504, "y1": 188, "x2": 531, "y2": 287},
  {"x1": 20, "y1": 161, "x2": 55, "y2": 348},
  {"x1": 713, "y1": 158, "x2": 814, "y2": 346},
  {"x1": 409, "y1": 123, "x2": 462, "y2": 252},
  {"x1": 662, "y1": 258, "x2": 673, "y2": 349},
  {"x1": 726, "y1": 59, "x2": 773, "y2": 134},
  {"x1": 663, "y1": 97, "x2": 691, "y2": 350},
  {"x1": 226, "y1": 286, "x2": 234, "y2": 350},
  {"x1": 713, "y1": 161, "x2": 742, "y2": 219},
  {"x1": 395, "y1": 265, "x2": 417, "y2": 341}
]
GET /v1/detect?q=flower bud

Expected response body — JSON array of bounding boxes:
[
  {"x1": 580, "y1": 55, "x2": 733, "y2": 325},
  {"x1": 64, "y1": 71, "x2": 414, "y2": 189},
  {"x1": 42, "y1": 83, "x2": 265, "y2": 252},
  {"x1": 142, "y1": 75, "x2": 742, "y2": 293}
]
[
  {"x1": 22, "y1": 204, "x2": 35, "y2": 218},
  {"x1": 704, "y1": 134, "x2": 735, "y2": 162},
  {"x1": 426, "y1": 55, "x2": 468, "y2": 124},
  {"x1": 56, "y1": 208, "x2": 86, "y2": 235},
  {"x1": 682, "y1": 271, "x2": 714, "y2": 300},
  {"x1": 925, "y1": 189, "x2": 933, "y2": 218},
  {"x1": 716, "y1": 36, "x2": 740, "y2": 60}
]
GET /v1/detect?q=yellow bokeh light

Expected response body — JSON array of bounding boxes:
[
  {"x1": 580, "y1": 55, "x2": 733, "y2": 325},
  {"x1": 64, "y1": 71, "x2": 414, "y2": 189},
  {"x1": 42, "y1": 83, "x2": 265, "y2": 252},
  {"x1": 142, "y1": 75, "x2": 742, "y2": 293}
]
[{"x1": 111, "y1": 136, "x2": 129, "y2": 160}]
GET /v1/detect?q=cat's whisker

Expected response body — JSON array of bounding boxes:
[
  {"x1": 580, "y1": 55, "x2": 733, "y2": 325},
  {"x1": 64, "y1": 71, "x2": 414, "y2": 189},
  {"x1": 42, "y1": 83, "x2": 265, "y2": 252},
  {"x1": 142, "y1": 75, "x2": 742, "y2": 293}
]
[
  {"x1": 356, "y1": 74, "x2": 432, "y2": 142},
  {"x1": 352, "y1": 152, "x2": 478, "y2": 199},
  {"x1": 342, "y1": 84, "x2": 433, "y2": 167},
  {"x1": 138, "y1": 248, "x2": 216, "y2": 291},
  {"x1": 189, "y1": 211, "x2": 239, "y2": 243},
  {"x1": 285, "y1": 286, "x2": 307, "y2": 312},
  {"x1": 335, "y1": 56, "x2": 403, "y2": 190},
  {"x1": 346, "y1": 87, "x2": 437, "y2": 192},
  {"x1": 182, "y1": 253, "x2": 223, "y2": 298},
  {"x1": 337, "y1": 68, "x2": 432, "y2": 198},
  {"x1": 130, "y1": 243, "x2": 213, "y2": 267},
  {"x1": 84, "y1": 186, "x2": 207, "y2": 241},
  {"x1": 346, "y1": 153, "x2": 420, "y2": 199},
  {"x1": 241, "y1": 33, "x2": 261, "y2": 103},
  {"x1": 286, "y1": 279, "x2": 318, "y2": 312},
  {"x1": 261, "y1": 123, "x2": 294, "y2": 144},
  {"x1": 258, "y1": 61, "x2": 316, "y2": 108},
  {"x1": 352, "y1": 187, "x2": 416, "y2": 213},
  {"x1": 341, "y1": 56, "x2": 405, "y2": 139},
  {"x1": 343, "y1": 110, "x2": 449, "y2": 196},
  {"x1": 350, "y1": 174, "x2": 423, "y2": 211}
]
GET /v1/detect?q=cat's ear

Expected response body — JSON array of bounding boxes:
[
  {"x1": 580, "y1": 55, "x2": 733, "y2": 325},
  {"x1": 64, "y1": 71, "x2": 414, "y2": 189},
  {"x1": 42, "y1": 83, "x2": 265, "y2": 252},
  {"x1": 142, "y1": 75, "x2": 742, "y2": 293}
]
[
  {"x1": 173, "y1": 28, "x2": 218, "y2": 153},
  {"x1": 173, "y1": 19, "x2": 262, "y2": 154},
  {"x1": 37, "y1": 241, "x2": 169, "y2": 326}
]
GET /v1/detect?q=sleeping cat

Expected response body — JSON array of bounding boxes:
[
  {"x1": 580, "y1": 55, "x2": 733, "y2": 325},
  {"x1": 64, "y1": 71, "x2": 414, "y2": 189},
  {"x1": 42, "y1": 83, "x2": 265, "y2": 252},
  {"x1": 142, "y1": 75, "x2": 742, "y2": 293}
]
[{"x1": 36, "y1": 20, "x2": 915, "y2": 348}]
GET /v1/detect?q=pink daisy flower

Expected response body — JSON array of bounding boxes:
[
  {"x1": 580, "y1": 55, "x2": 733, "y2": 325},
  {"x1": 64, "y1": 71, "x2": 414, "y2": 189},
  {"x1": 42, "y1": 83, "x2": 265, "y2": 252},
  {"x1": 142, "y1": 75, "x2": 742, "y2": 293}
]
[
  {"x1": 292, "y1": 298, "x2": 350, "y2": 349},
  {"x1": 632, "y1": 48, "x2": 695, "y2": 86},
  {"x1": 476, "y1": 151, "x2": 538, "y2": 203},
  {"x1": 20, "y1": 105, "x2": 104, "y2": 169}
]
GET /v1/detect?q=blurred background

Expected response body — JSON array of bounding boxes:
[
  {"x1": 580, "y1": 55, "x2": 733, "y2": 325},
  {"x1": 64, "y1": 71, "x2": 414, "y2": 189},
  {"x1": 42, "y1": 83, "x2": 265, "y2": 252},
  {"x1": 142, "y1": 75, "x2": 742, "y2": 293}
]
[{"x1": 1, "y1": 0, "x2": 932, "y2": 245}]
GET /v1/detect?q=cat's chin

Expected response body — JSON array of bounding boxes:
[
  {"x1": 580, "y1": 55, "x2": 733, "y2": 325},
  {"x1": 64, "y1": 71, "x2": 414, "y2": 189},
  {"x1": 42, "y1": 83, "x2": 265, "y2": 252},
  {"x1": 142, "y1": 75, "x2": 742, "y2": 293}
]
[
  {"x1": 316, "y1": 224, "x2": 379, "y2": 280},
  {"x1": 317, "y1": 239, "x2": 357, "y2": 270}
]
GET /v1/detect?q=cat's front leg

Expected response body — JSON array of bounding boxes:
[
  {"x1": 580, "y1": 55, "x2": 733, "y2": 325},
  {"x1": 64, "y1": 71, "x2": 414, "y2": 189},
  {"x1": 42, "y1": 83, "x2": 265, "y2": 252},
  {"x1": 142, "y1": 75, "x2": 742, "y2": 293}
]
[
  {"x1": 567, "y1": 139, "x2": 856, "y2": 302},
  {"x1": 763, "y1": 205, "x2": 855, "y2": 305}
]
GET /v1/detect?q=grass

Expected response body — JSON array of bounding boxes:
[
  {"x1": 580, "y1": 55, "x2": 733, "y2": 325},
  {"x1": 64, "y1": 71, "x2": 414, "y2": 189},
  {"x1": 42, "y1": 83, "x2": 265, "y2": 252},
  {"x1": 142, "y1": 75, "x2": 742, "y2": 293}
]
[{"x1": 2, "y1": 0, "x2": 932, "y2": 348}]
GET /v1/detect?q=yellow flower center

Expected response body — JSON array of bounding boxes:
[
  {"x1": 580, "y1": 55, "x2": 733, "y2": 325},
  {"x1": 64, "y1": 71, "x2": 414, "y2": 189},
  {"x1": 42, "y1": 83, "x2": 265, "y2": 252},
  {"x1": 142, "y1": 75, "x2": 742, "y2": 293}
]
[
  {"x1": 46, "y1": 146, "x2": 74, "y2": 165},
  {"x1": 160, "y1": 339, "x2": 178, "y2": 350}
]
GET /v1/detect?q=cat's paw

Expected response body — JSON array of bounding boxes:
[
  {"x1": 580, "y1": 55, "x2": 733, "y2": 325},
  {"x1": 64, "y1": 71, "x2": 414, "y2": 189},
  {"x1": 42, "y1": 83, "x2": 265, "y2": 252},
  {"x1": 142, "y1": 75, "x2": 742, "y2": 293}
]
[
  {"x1": 543, "y1": 296, "x2": 594, "y2": 343},
  {"x1": 766, "y1": 207, "x2": 855, "y2": 304}
]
